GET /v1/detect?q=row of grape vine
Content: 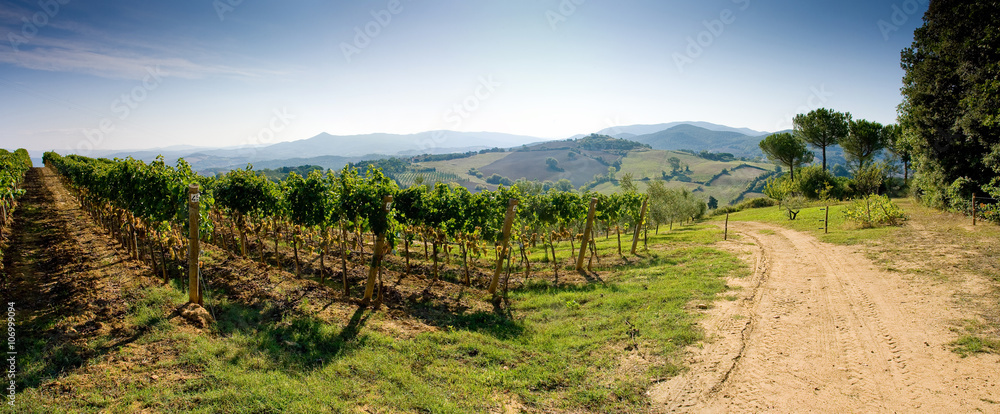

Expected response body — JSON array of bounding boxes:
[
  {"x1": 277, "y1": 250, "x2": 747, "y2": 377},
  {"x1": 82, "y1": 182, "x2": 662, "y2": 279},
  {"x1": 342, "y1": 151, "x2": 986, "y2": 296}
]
[
  {"x1": 0, "y1": 148, "x2": 32, "y2": 268},
  {"x1": 43, "y1": 151, "x2": 706, "y2": 300}
]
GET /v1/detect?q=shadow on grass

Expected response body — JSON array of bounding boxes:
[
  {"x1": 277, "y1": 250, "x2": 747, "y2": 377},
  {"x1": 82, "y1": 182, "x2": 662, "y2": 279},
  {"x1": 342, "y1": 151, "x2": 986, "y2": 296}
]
[
  {"x1": 375, "y1": 280, "x2": 526, "y2": 340},
  {"x1": 515, "y1": 279, "x2": 623, "y2": 295},
  {"x1": 18, "y1": 306, "x2": 167, "y2": 389},
  {"x1": 213, "y1": 301, "x2": 374, "y2": 370}
]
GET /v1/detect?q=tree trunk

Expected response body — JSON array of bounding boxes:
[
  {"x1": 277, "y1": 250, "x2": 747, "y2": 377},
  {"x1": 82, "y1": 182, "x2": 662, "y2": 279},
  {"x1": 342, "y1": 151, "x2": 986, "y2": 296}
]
[
  {"x1": 550, "y1": 234, "x2": 559, "y2": 282},
  {"x1": 404, "y1": 236, "x2": 411, "y2": 274},
  {"x1": 273, "y1": 218, "x2": 280, "y2": 268},
  {"x1": 340, "y1": 223, "x2": 349, "y2": 296},
  {"x1": 461, "y1": 241, "x2": 470, "y2": 285},
  {"x1": 320, "y1": 226, "x2": 328, "y2": 283},
  {"x1": 616, "y1": 225, "x2": 622, "y2": 256},
  {"x1": 822, "y1": 146, "x2": 828, "y2": 172},
  {"x1": 520, "y1": 241, "x2": 530, "y2": 278},
  {"x1": 432, "y1": 242, "x2": 439, "y2": 280},
  {"x1": 238, "y1": 215, "x2": 248, "y2": 257},
  {"x1": 356, "y1": 228, "x2": 364, "y2": 256},
  {"x1": 159, "y1": 239, "x2": 168, "y2": 284},
  {"x1": 129, "y1": 215, "x2": 139, "y2": 260},
  {"x1": 293, "y1": 238, "x2": 300, "y2": 276}
]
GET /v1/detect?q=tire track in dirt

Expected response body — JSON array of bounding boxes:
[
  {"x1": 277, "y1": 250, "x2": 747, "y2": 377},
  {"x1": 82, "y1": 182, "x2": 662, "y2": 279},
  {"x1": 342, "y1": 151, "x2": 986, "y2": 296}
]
[{"x1": 651, "y1": 221, "x2": 1000, "y2": 413}]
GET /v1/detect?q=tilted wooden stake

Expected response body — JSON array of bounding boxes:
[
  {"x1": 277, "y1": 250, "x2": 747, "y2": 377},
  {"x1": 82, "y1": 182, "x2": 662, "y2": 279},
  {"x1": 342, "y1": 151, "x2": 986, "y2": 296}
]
[
  {"x1": 576, "y1": 198, "x2": 598, "y2": 271},
  {"x1": 724, "y1": 213, "x2": 729, "y2": 240},
  {"x1": 489, "y1": 198, "x2": 519, "y2": 294},
  {"x1": 630, "y1": 197, "x2": 647, "y2": 255},
  {"x1": 364, "y1": 195, "x2": 393, "y2": 302},
  {"x1": 188, "y1": 183, "x2": 202, "y2": 305}
]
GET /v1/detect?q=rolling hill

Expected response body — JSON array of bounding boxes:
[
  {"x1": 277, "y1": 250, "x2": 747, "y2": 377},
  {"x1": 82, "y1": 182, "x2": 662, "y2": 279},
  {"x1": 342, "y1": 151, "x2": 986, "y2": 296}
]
[
  {"x1": 629, "y1": 124, "x2": 765, "y2": 158},
  {"x1": 599, "y1": 121, "x2": 767, "y2": 137},
  {"x1": 413, "y1": 135, "x2": 776, "y2": 205}
]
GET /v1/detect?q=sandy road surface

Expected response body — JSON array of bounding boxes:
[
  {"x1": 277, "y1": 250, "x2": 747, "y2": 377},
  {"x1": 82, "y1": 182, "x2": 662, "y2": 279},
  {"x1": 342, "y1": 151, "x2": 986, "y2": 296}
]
[{"x1": 652, "y1": 221, "x2": 999, "y2": 413}]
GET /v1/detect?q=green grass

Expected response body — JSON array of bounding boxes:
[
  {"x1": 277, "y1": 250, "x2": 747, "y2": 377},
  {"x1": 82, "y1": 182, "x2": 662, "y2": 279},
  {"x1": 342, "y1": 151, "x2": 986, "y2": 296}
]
[
  {"x1": 951, "y1": 320, "x2": 1000, "y2": 357},
  {"x1": 21, "y1": 225, "x2": 745, "y2": 413},
  {"x1": 720, "y1": 201, "x2": 903, "y2": 245},
  {"x1": 618, "y1": 150, "x2": 772, "y2": 183}
]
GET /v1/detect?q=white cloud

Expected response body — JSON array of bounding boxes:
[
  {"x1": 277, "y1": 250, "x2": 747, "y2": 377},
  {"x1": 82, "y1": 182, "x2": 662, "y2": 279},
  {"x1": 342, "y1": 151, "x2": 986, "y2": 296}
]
[{"x1": 1, "y1": 16, "x2": 288, "y2": 80}]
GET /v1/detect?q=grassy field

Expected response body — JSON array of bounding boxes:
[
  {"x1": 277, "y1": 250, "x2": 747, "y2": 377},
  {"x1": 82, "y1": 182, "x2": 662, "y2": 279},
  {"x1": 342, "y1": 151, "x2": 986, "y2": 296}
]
[
  {"x1": 20, "y1": 223, "x2": 746, "y2": 413},
  {"x1": 418, "y1": 148, "x2": 775, "y2": 203},
  {"x1": 719, "y1": 200, "x2": 901, "y2": 245},
  {"x1": 416, "y1": 152, "x2": 512, "y2": 188},
  {"x1": 617, "y1": 149, "x2": 773, "y2": 183}
]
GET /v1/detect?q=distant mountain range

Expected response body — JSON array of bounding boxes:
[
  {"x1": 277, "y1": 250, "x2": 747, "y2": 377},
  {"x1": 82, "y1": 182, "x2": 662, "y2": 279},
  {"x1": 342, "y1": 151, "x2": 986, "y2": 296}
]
[
  {"x1": 50, "y1": 122, "x2": 843, "y2": 174},
  {"x1": 628, "y1": 124, "x2": 770, "y2": 157},
  {"x1": 598, "y1": 121, "x2": 768, "y2": 137}
]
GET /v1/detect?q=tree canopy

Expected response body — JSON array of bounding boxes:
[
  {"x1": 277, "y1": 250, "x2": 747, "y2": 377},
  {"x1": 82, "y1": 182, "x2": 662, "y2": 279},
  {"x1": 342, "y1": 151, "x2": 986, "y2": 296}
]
[
  {"x1": 793, "y1": 108, "x2": 850, "y2": 172},
  {"x1": 759, "y1": 132, "x2": 813, "y2": 180},
  {"x1": 841, "y1": 119, "x2": 892, "y2": 171},
  {"x1": 898, "y1": 0, "x2": 1000, "y2": 210}
]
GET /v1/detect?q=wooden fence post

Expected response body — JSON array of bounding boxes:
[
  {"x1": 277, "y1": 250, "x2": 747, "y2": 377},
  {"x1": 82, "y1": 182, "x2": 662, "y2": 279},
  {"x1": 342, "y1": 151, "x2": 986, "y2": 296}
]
[
  {"x1": 489, "y1": 198, "x2": 519, "y2": 294},
  {"x1": 724, "y1": 213, "x2": 729, "y2": 240},
  {"x1": 972, "y1": 193, "x2": 977, "y2": 226},
  {"x1": 631, "y1": 197, "x2": 648, "y2": 255},
  {"x1": 363, "y1": 195, "x2": 393, "y2": 302},
  {"x1": 576, "y1": 198, "x2": 598, "y2": 272},
  {"x1": 188, "y1": 183, "x2": 202, "y2": 305},
  {"x1": 825, "y1": 204, "x2": 829, "y2": 234}
]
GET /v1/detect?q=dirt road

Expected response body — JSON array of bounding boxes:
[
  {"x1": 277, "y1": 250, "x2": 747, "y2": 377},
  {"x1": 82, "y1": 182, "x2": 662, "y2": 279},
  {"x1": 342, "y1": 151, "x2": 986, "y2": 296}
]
[{"x1": 652, "y1": 221, "x2": 1000, "y2": 413}]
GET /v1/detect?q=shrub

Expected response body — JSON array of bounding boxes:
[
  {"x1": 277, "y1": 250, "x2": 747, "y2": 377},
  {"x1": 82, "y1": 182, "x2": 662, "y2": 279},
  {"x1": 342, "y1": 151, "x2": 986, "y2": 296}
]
[
  {"x1": 796, "y1": 165, "x2": 839, "y2": 199},
  {"x1": 486, "y1": 174, "x2": 512, "y2": 186},
  {"x1": 843, "y1": 194, "x2": 907, "y2": 227},
  {"x1": 763, "y1": 176, "x2": 792, "y2": 204},
  {"x1": 711, "y1": 196, "x2": 776, "y2": 216},
  {"x1": 852, "y1": 163, "x2": 887, "y2": 196}
]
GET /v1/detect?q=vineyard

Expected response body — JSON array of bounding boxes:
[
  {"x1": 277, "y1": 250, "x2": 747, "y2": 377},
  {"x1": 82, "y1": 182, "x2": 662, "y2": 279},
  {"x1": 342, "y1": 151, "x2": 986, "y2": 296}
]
[
  {"x1": 41, "y1": 152, "x2": 710, "y2": 305},
  {"x1": 9, "y1": 151, "x2": 998, "y2": 412},
  {"x1": 1, "y1": 151, "x2": 732, "y2": 412},
  {"x1": 0, "y1": 148, "x2": 32, "y2": 267}
]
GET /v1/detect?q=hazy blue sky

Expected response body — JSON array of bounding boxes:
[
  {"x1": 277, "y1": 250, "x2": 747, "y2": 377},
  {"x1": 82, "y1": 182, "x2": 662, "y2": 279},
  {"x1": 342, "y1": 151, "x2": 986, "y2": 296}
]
[{"x1": 0, "y1": 0, "x2": 928, "y2": 153}]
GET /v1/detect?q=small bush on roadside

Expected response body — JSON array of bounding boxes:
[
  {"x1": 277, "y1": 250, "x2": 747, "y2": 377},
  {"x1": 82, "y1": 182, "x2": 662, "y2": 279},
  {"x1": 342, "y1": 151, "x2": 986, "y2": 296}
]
[
  {"x1": 711, "y1": 197, "x2": 776, "y2": 216},
  {"x1": 843, "y1": 194, "x2": 907, "y2": 228},
  {"x1": 797, "y1": 166, "x2": 843, "y2": 200},
  {"x1": 740, "y1": 197, "x2": 777, "y2": 209}
]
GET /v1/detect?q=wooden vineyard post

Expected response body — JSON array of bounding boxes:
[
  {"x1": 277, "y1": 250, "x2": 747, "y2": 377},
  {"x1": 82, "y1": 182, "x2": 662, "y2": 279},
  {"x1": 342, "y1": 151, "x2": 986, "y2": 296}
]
[
  {"x1": 724, "y1": 213, "x2": 729, "y2": 240},
  {"x1": 630, "y1": 197, "x2": 648, "y2": 254},
  {"x1": 363, "y1": 195, "x2": 393, "y2": 302},
  {"x1": 188, "y1": 183, "x2": 202, "y2": 305},
  {"x1": 489, "y1": 198, "x2": 519, "y2": 294},
  {"x1": 576, "y1": 198, "x2": 598, "y2": 272},
  {"x1": 825, "y1": 204, "x2": 829, "y2": 234},
  {"x1": 972, "y1": 194, "x2": 977, "y2": 226}
]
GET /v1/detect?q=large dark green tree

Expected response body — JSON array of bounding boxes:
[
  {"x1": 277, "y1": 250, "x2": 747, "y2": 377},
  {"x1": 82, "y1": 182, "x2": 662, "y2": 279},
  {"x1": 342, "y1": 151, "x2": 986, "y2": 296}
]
[
  {"x1": 842, "y1": 119, "x2": 891, "y2": 171},
  {"x1": 898, "y1": 0, "x2": 1000, "y2": 210},
  {"x1": 885, "y1": 124, "x2": 912, "y2": 181},
  {"x1": 759, "y1": 132, "x2": 814, "y2": 180},
  {"x1": 793, "y1": 108, "x2": 850, "y2": 172}
]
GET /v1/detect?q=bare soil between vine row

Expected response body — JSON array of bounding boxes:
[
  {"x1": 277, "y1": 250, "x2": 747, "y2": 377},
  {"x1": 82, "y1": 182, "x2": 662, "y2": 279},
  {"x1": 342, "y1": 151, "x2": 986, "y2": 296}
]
[{"x1": 651, "y1": 220, "x2": 1000, "y2": 413}]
